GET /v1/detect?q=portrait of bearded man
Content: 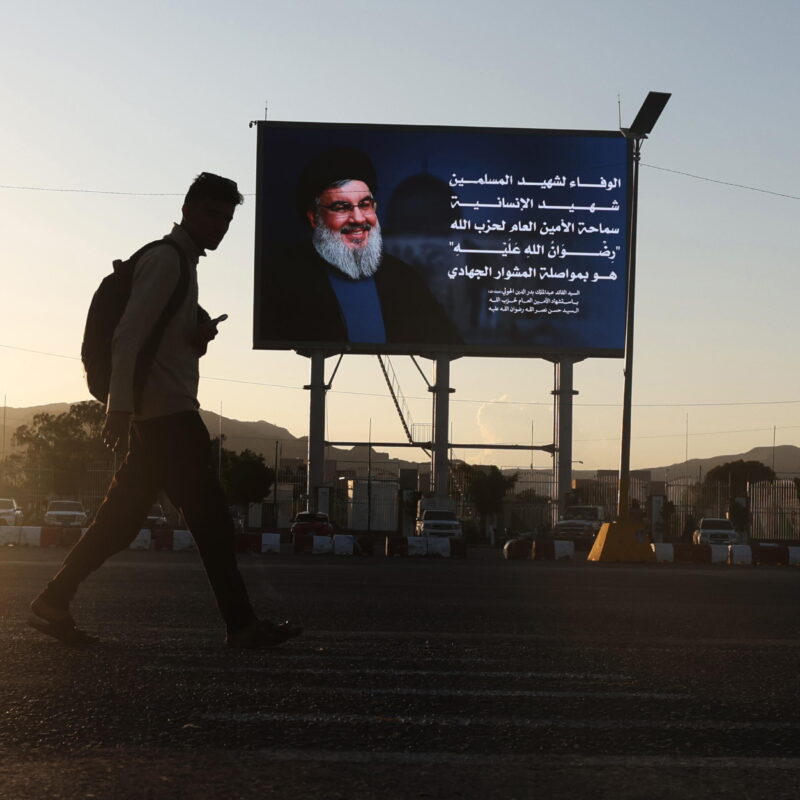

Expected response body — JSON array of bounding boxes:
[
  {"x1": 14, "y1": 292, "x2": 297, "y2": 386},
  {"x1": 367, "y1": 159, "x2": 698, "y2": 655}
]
[{"x1": 258, "y1": 147, "x2": 461, "y2": 348}]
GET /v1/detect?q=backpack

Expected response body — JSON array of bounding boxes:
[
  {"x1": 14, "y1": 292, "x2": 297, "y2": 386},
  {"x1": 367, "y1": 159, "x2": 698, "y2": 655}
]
[{"x1": 81, "y1": 239, "x2": 190, "y2": 409}]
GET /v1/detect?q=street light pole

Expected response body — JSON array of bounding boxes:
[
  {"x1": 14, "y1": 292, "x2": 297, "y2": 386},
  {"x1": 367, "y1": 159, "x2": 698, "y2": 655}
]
[
  {"x1": 617, "y1": 91, "x2": 671, "y2": 521},
  {"x1": 617, "y1": 135, "x2": 641, "y2": 520}
]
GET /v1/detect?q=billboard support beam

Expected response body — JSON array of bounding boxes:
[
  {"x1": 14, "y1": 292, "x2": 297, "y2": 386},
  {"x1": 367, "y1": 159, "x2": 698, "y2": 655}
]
[
  {"x1": 305, "y1": 351, "x2": 328, "y2": 512},
  {"x1": 430, "y1": 354, "x2": 454, "y2": 498},
  {"x1": 552, "y1": 358, "x2": 579, "y2": 519}
]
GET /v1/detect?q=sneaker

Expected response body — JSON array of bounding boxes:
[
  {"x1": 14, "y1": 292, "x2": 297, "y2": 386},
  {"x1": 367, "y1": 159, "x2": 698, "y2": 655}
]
[
  {"x1": 30, "y1": 595, "x2": 75, "y2": 628},
  {"x1": 226, "y1": 619, "x2": 303, "y2": 649},
  {"x1": 29, "y1": 595, "x2": 97, "y2": 645}
]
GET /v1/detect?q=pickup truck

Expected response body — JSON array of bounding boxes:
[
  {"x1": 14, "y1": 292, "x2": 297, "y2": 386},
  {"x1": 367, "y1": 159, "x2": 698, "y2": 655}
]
[
  {"x1": 551, "y1": 505, "x2": 609, "y2": 544},
  {"x1": 415, "y1": 509, "x2": 463, "y2": 538},
  {"x1": 44, "y1": 500, "x2": 89, "y2": 527},
  {"x1": 415, "y1": 498, "x2": 463, "y2": 538}
]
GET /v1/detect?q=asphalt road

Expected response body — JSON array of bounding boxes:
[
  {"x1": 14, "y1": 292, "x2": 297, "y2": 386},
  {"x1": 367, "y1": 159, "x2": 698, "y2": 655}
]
[{"x1": 1, "y1": 545, "x2": 798, "y2": 799}]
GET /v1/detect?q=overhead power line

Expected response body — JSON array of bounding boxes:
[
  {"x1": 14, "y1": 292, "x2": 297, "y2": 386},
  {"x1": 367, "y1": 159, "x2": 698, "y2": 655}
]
[
  {"x1": 642, "y1": 163, "x2": 800, "y2": 201},
  {"x1": 1, "y1": 163, "x2": 798, "y2": 201},
  {"x1": 2, "y1": 344, "x2": 800, "y2": 411},
  {"x1": 0, "y1": 184, "x2": 255, "y2": 197}
]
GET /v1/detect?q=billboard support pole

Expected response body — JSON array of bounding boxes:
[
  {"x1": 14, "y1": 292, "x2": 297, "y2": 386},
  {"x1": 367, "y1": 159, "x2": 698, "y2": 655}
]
[
  {"x1": 431, "y1": 354, "x2": 453, "y2": 498},
  {"x1": 305, "y1": 351, "x2": 328, "y2": 512},
  {"x1": 552, "y1": 359, "x2": 579, "y2": 520}
]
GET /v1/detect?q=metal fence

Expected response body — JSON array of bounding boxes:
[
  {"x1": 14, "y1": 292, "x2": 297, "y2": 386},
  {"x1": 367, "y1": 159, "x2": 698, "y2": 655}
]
[
  {"x1": 501, "y1": 469, "x2": 557, "y2": 532},
  {"x1": 664, "y1": 479, "x2": 737, "y2": 541},
  {"x1": 749, "y1": 480, "x2": 800, "y2": 542},
  {"x1": 0, "y1": 465, "x2": 116, "y2": 524}
]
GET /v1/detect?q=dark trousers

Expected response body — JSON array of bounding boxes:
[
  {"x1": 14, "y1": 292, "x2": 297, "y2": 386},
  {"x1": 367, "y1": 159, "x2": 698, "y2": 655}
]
[{"x1": 42, "y1": 411, "x2": 256, "y2": 632}]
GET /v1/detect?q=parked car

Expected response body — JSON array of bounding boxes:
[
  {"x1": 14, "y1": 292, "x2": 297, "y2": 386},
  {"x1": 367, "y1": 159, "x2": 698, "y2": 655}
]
[
  {"x1": 290, "y1": 511, "x2": 334, "y2": 536},
  {"x1": 0, "y1": 498, "x2": 23, "y2": 526},
  {"x1": 692, "y1": 517, "x2": 739, "y2": 546},
  {"x1": 145, "y1": 504, "x2": 168, "y2": 528},
  {"x1": 415, "y1": 509, "x2": 463, "y2": 538},
  {"x1": 44, "y1": 500, "x2": 89, "y2": 527}
]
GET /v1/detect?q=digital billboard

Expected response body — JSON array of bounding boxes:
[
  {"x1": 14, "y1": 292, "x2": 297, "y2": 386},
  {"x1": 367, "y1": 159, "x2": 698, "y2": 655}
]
[{"x1": 253, "y1": 121, "x2": 631, "y2": 358}]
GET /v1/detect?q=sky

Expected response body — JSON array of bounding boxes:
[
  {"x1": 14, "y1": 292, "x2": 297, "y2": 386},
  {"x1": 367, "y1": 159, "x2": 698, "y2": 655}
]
[{"x1": 2, "y1": 0, "x2": 799, "y2": 475}]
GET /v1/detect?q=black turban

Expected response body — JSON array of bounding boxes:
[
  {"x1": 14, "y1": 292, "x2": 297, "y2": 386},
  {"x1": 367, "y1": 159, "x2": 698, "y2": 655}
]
[{"x1": 295, "y1": 147, "x2": 377, "y2": 219}]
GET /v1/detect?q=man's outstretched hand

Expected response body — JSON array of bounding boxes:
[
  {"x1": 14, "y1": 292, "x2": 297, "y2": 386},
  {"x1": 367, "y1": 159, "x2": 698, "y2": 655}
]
[{"x1": 102, "y1": 410, "x2": 132, "y2": 452}]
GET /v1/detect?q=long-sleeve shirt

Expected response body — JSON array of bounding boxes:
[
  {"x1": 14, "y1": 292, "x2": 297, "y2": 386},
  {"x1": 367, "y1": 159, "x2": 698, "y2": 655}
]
[{"x1": 108, "y1": 224, "x2": 205, "y2": 420}]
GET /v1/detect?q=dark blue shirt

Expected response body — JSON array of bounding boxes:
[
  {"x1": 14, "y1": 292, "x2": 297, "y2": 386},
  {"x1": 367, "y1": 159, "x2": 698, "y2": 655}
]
[{"x1": 327, "y1": 271, "x2": 387, "y2": 343}]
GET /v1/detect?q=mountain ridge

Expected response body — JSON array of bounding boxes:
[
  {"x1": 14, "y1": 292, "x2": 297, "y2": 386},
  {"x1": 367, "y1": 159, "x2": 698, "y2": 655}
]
[{"x1": 3, "y1": 402, "x2": 799, "y2": 477}]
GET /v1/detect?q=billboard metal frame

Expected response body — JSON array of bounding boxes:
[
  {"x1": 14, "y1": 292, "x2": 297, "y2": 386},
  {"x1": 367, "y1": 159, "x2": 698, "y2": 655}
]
[{"x1": 251, "y1": 118, "x2": 639, "y2": 513}]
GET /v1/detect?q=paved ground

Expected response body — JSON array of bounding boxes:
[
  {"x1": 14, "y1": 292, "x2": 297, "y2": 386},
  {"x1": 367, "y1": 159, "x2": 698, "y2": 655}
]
[{"x1": 1, "y1": 546, "x2": 798, "y2": 799}]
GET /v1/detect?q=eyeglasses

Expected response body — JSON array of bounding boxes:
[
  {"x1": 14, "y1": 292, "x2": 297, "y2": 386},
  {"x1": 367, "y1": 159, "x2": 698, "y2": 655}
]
[{"x1": 318, "y1": 197, "x2": 377, "y2": 215}]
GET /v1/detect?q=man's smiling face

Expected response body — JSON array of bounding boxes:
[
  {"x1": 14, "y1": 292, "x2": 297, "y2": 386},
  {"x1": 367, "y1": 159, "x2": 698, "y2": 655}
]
[{"x1": 308, "y1": 180, "x2": 378, "y2": 250}]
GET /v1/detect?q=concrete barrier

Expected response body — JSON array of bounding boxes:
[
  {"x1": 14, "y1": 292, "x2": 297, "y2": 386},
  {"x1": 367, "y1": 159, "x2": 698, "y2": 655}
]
[
  {"x1": 260, "y1": 533, "x2": 281, "y2": 554},
  {"x1": 0, "y1": 525, "x2": 21, "y2": 546},
  {"x1": 152, "y1": 529, "x2": 174, "y2": 550},
  {"x1": 652, "y1": 543, "x2": 674, "y2": 563},
  {"x1": 331, "y1": 535, "x2": 354, "y2": 556},
  {"x1": 292, "y1": 532, "x2": 311, "y2": 553},
  {"x1": 503, "y1": 539, "x2": 533, "y2": 560},
  {"x1": 312, "y1": 535, "x2": 334, "y2": 555},
  {"x1": 709, "y1": 544, "x2": 729, "y2": 564},
  {"x1": 531, "y1": 539, "x2": 575, "y2": 561},
  {"x1": 385, "y1": 536, "x2": 466, "y2": 557},
  {"x1": 729, "y1": 545, "x2": 752, "y2": 565},
  {"x1": 172, "y1": 530, "x2": 196, "y2": 552},
  {"x1": 354, "y1": 536, "x2": 375, "y2": 556},
  {"x1": 427, "y1": 537, "x2": 453, "y2": 557},
  {"x1": 531, "y1": 539, "x2": 555, "y2": 560},
  {"x1": 749, "y1": 543, "x2": 790, "y2": 566},
  {"x1": 407, "y1": 537, "x2": 430, "y2": 557},
  {"x1": 233, "y1": 533, "x2": 264, "y2": 553},
  {"x1": 129, "y1": 529, "x2": 152, "y2": 550},
  {"x1": 553, "y1": 541, "x2": 576, "y2": 561},
  {"x1": 40, "y1": 526, "x2": 66, "y2": 547},
  {"x1": 672, "y1": 543, "x2": 709, "y2": 563},
  {"x1": 20, "y1": 527, "x2": 43, "y2": 546}
]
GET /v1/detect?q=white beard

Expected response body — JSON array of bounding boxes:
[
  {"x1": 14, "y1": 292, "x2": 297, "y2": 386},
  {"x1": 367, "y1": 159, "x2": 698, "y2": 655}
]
[{"x1": 312, "y1": 217, "x2": 383, "y2": 279}]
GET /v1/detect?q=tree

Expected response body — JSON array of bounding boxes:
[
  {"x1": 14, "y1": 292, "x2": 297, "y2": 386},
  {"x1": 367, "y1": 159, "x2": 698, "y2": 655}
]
[
  {"x1": 704, "y1": 460, "x2": 775, "y2": 497},
  {"x1": 11, "y1": 401, "x2": 110, "y2": 498},
  {"x1": 464, "y1": 465, "x2": 518, "y2": 541},
  {"x1": 0, "y1": 452, "x2": 28, "y2": 496},
  {"x1": 211, "y1": 440, "x2": 275, "y2": 507}
]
